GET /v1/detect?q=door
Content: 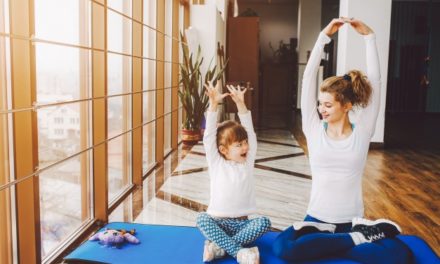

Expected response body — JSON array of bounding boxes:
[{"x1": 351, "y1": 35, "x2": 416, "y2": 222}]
[
  {"x1": 385, "y1": 0, "x2": 440, "y2": 149},
  {"x1": 227, "y1": 17, "x2": 260, "y2": 124},
  {"x1": 386, "y1": 1, "x2": 437, "y2": 113}
]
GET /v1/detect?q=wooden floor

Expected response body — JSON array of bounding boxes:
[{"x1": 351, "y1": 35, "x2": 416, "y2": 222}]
[{"x1": 290, "y1": 111, "x2": 440, "y2": 255}]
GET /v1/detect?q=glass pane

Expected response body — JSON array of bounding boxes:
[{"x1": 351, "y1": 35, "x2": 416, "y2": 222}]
[
  {"x1": 108, "y1": 133, "x2": 132, "y2": 203},
  {"x1": 143, "y1": 59, "x2": 156, "y2": 90},
  {"x1": 143, "y1": 91, "x2": 155, "y2": 124},
  {"x1": 36, "y1": 43, "x2": 91, "y2": 104},
  {"x1": 165, "y1": 65, "x2": 172, "y2": 109},
  {"x1": 164, "y1": 59, "x2": 172, "y2": 89},
  {"x1": 165, "y1": 0, "x2": 173, "y2": 60},
  {"x1": 179, "y1": 2, "x2": 184, "y2": 35},
  {"x1": 143, "y1": 0, "x2": 156, "y2": 28},
  {"x1": 108, "y1": 53, "x2": 132, "y2": 95},
  {"x1": 108, "y1": 9, "x2": 132, "y2": 54},
  {"x1": 1, "y1": 0, "x2": 10, "y2": 34},
  {"x1": 108, "y1": 95, "x2": 131, "y2": 138},
  {"x1": 143, "y1": 27, "x2": 156, "y2": 60},
  {"x1": 37, "y1": 102, "x2": 90, "y2": 169},
  {"x1": 142, "y1": 122, "x2": 155, "y2": 174},
  {"x1": 109, "y1": 194, "x2": 133, "y2": 222},
  {"x1": 164, "y1": 85, "x2": 172, "y2": 153},
  {"x1": 164, "y1": 114, "x2": 171, "y2": 153},
  {"x1": 34, "y1": 0, "x2": 90, "y2": 46},
  {"x1": 0, "y1": 15, "x2": 14, "y2": 261},
  {"x1": 178, "y1": 83, "x2": 183, "y2": 140},
  {"x1": 0, "y1": 188, "x2": 14, "y2": 264},
  {"x1": 107, "y1": 0, "x2": 132, "y2": 18},
  {"x1": 40, "y1": 150, "x2": 92, "y2": 258},
  {"x1": 178, "y1": 104, "x2": 182, "y2": 141}
]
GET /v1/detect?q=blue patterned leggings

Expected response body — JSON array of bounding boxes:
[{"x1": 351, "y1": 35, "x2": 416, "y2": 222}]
[{"x1": 196, "y1": 212, "x2": 271, "y2": 258}]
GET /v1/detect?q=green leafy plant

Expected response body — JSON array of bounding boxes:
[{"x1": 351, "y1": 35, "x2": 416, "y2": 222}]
[{"x1": 178, "y1": 33, "x2": 227, "y2": 131}]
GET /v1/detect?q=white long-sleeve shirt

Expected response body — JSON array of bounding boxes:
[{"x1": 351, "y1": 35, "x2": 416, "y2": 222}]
[
  {"x1": 301, "y1": 32, "x2": 381, "y2": 223},
  {"x1": 203, "y1": 110, "x2": 257, "y2": 218}
]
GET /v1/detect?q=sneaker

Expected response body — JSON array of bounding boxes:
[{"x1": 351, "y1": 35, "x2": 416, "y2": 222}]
[
  {"x1": 237, "y1": 247, "x2": 260, "y2": 264},
  {"x1": 203, "y1": 240, "x2": 226, "y2": 262},
  {"x1": 351, "y1": 218, "x2": 402, "y2": 242},
  {"x1": 293, "y1": 221, "x2": 336, "y2": 238}
]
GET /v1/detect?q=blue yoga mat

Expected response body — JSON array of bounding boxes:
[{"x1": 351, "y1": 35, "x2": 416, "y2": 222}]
[{"x1": 64, "y1": 222, "x2": 439, "y2": 264}]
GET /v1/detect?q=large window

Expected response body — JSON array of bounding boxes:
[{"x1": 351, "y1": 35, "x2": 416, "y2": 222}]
[
  {"x1": 178, "y1": 2, "x2": 185, "y2": 142},
  {"x1": 142, "y1": 0, "x2": 157, "y2": 174},
  {"x1": 164, "y1": 0, "x2": 173, "y2": 154},
  {"x1": 0, "y1": 0, "x2": 184, "y2": 262},
  {"x1": 34, "y1": 0, "x2": 92, "y2": 258},
  {"x1": 107, "y1": 1, "x2": 132, "y2": 204},
  {"x1": 0, "y1": 1, "x2": 15, "y2": 262}
]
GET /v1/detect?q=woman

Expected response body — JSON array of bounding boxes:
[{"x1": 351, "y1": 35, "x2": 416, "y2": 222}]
[{"x1": 272, "y1": 18, "x2": 411, "y2": 264}]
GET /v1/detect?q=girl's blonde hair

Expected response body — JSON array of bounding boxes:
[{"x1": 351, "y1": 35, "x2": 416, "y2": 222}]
[
  {"x1": 320, "y1": 70, "x2": 372, "y2": 107},
  {"x1": 216, "y1": 120, "x2": 248, "y2": 158}
]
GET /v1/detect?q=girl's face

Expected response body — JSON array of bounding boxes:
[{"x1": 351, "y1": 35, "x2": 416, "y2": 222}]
[
  {"x1": 318, "y1": 91, "x2": 352, "y2": 123},
  {"x1": 219, "y1": 139, "x2": 249, "y2": 163}
]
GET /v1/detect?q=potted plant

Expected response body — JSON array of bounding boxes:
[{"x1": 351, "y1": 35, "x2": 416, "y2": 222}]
[{"x1": 178, "y1": 33, "x2": 227, "y2": 145}]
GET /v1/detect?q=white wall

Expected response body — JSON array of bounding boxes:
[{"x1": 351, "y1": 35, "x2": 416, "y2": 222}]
[
  {"x1": 189, "y1": 4, "x2": 226, "y2": 80},
  {"x1": 337, "y1": 0, "x2": 392, "y2": 143},
  {"x1": 238, "y1": 1, "x2": 298, "y2": 62},
  {"x1": 296, "y1": 0, "x2": 322, "y2": 108}
]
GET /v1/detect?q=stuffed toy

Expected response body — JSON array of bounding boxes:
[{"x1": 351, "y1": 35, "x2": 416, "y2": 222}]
[{"x1": 89, "y1": 228, "x2": 140, "y2": 248}]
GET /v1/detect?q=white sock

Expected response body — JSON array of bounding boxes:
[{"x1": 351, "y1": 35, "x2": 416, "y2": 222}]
[
  {"x1": 237, "y1": 247, "x2": 259, "y2": 264},
  {"x1": 349, "y1": 232, "x2": 370, "y2": 245}
]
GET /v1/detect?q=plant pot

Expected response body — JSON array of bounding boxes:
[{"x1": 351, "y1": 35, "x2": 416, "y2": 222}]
[{"x1": 181, "y1": 129, "x2": 201, "y2": 146}]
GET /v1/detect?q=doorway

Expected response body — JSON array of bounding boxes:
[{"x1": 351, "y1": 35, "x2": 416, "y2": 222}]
[
  {"x1": 231, "y1": 0, "x2": 299, "y2": 129},
  {"x1": 385, "y1": 0, "x2": 440, "y2": 150}
]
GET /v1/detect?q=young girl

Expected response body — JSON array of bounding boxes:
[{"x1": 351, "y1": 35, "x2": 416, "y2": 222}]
[
  {"x1": 196, "y1": 81, "x2": 271, "y2": 264},
  {"x1": 272, "y1": 18, "x2": 411, "y2": 263}
]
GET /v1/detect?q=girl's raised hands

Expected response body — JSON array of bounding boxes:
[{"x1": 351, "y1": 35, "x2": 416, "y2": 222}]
[
  {"x1": 204, "y1": 80, "x2": 229, "y2": 105},
  {"x1": 226, "y1": 85, "x2": 247, "y2": 106}
]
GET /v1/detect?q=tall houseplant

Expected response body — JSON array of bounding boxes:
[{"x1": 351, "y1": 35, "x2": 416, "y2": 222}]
[{"x1": 178, "y1": 33, "x2": 226, "y2": 145}]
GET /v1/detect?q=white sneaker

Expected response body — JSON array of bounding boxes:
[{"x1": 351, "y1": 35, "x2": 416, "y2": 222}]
[
  {"x1": 352, "y1": 218, "x2": 402, "y2": 233},
  {"x1": 293, "y1": 221, "x2": 337, "y2": 233},
  {"x1": 202, "y1": 240, "x2": 225, "y2": 262},
  {"x1": 351, "y1": 217, "x2": 401, "y2": 243},
  {"x1": 237, "y1": 247, "x2": 259, "y2": 264}
]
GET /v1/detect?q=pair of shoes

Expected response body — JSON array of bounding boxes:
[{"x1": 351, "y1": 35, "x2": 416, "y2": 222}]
[
  {"x1": 293, "y1": 221, "x2": 337, "y2": 238},
  {"x1": 203, "y1": 240, "x2": 226, "y2": 262},
  {"x1": 351, "y1": 218, "x2": 401, "y2": 243},
  {"x1": 237, "y1": 246, "x2": 259, "y2": 264}
]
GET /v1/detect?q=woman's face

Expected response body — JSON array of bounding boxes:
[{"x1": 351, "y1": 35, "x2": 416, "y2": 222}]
[{"x1": 318, "y1": 91, "x2": 351, "y2": 123}]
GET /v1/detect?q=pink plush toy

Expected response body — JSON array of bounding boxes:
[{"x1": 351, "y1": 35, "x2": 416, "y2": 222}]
[{"x1": 89, "y1": 228, "x2": 140, "y2": 248}]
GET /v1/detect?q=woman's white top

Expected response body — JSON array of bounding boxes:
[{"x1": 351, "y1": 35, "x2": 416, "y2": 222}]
[
  {"x1": 301, "y1": 32, "x2": 381, "y2": 223},
  {"x1": 203, "y1": 110, "x2": 257, "y2": 218}
]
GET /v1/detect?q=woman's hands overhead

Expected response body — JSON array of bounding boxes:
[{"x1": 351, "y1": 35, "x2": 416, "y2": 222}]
[
  {"x1": 323, "y1": 17, "x2": 374, "y2": 37},
  {"x1": 323, "y1": 18, "x2": 346, "y2": 37}
]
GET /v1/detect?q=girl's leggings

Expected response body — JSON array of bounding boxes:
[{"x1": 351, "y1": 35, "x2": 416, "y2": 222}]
[
  {"x1": 196, "y1": 212, "x2": 271, "y2": 258},
  {"x1": 272, "y1": 215, "x2": 412, "y2": 264}
]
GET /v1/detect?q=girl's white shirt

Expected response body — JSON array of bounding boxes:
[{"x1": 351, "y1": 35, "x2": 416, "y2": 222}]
[
  {"x1": 301, "y1": 32, "x2": 381, "y2": 223},
  {"x1": 203, "y1": 110, "x2": 257, "y2": 218}
]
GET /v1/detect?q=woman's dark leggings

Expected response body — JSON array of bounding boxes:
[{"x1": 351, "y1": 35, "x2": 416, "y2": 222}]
[{"x1": 272, "y1": 215, "x2": 412, "y2": 264}]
